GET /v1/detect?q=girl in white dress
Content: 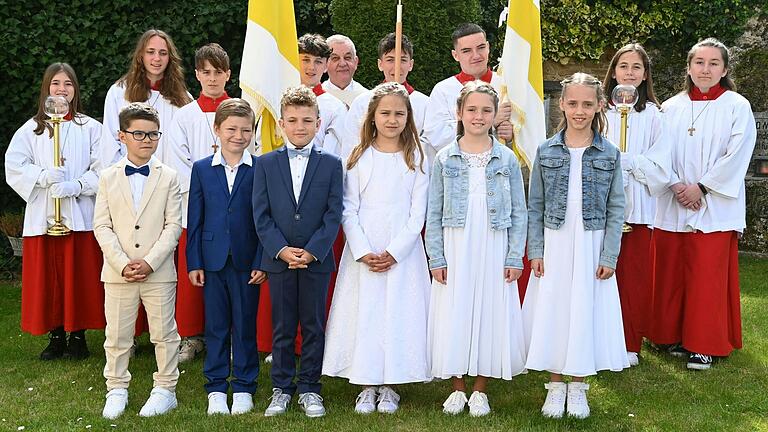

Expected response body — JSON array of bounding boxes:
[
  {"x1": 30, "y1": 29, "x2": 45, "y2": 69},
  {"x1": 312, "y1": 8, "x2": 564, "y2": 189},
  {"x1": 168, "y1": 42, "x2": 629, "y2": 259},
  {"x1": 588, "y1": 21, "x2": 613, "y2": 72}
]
[
  {"x1": 425, "y1": 81, "x2": 528, "y2": 417},
  {"x1": 323, "y1": 82, "x2": 431, "y2": 414},
  {"x1": 524, "y1": 73, "x2": 628, "y2": 419},
  {"x1": 603, "y1": 44, "x2": 663, "y2": 366},
  {"x1": 100, "y1": 29, "x2": 192, "y2": 169}
]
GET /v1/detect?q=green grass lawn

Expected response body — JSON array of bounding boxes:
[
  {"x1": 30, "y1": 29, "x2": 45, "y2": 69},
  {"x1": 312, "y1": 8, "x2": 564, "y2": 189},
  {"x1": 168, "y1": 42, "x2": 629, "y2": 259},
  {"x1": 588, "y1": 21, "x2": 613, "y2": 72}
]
[{"x1": 0, "y1": 257, "x2": 766, "y2": 431}]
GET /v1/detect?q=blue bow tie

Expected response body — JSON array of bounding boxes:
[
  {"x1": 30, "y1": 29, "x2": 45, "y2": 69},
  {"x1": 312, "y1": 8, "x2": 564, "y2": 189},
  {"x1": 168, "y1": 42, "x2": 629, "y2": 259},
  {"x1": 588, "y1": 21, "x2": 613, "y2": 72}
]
[
  {"x1": 287, "y1": 146, "x2": 311, "y2": 159},
  {"x1": 125, "y1": 165, "x2": 150, "y2": 177}
]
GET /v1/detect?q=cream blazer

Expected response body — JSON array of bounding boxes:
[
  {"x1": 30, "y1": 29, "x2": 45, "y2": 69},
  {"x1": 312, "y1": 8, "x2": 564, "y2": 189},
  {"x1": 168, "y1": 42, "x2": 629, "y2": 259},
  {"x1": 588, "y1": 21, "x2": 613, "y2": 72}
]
[{"x1": 93, "y1": 157, "x2": 182, "y2": 283}]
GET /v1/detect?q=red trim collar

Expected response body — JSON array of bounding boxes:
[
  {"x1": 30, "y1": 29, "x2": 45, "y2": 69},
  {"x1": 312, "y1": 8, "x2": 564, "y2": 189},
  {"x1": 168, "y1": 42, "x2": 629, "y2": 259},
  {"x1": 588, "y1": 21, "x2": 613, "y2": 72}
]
[
  {"x1": 312, "y1": 84, "x2": 325, "y2": 97},
  {"x1": 63, "y1": 112, "x2": 73, "y2": 121},
  {"x1": 455, "y1": 68, "x2": 492, "y2": 85},
  {"x1": 689, "y1": 83, "x2": 727, "y2": 101},
  {"x1": 197, "y1": 92, "x2": 229, "y2": 113}
]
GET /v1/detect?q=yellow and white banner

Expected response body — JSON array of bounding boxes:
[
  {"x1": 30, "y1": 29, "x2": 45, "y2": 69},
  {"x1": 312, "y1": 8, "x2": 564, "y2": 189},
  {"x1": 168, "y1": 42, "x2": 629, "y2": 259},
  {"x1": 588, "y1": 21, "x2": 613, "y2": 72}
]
[
  {"x1": 240, "y1": 0, "x2": 301, "y2": 153},
  {"x1": 498, "y1": 0, "x2": 546, "y2": 169}
]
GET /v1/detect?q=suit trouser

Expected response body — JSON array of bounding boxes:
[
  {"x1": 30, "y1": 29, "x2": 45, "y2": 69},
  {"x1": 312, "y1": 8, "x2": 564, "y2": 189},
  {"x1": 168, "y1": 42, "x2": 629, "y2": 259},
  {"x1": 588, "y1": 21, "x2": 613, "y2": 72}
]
[
  {"x1": 269, "y1": 269, "x2": 330, "y2": 396},
  {"x1": 103, "y1": 281, "x2": 180, "y2": 391},
  {"x1": 203, "y1": 257, "x2": 260, "y2": 394}
]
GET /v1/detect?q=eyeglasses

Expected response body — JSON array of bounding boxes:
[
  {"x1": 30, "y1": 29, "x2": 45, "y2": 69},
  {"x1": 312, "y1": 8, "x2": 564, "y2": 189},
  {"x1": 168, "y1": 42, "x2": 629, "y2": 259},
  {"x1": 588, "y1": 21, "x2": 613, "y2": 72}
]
[{"x1": 121, "y1": 130, "x2": 162, "y2": 141}]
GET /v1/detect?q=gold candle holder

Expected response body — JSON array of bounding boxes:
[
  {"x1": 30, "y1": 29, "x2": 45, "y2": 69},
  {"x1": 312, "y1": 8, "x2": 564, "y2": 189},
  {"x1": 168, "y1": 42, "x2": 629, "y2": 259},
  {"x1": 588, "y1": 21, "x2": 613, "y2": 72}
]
[
  {"x1": 44, "y1": 95, "x2": 71, "y2": 237},
  {"x1": 611, "y1": 85, "x2": 638, "y2": 234}
]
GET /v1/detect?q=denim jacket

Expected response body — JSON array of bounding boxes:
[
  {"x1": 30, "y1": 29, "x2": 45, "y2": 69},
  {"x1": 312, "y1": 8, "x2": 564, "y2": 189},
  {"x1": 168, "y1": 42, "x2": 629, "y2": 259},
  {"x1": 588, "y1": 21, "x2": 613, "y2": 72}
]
[
  {"x1": 527, "y1": 130, "x2": 625, "y2": 269},
  {"x1": 425, "y1": 138, "x2": 527, "y2": 270}
]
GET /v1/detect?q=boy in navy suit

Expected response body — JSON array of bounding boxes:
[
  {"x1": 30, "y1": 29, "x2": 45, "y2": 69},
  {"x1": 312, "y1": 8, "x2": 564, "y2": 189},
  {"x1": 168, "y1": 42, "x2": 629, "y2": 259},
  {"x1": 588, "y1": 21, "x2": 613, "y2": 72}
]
[
  {"x1": 252, "y1": 86, "x2": 343, "y2": 418},
  {"x1": 186, "y1": 98, "x2": 266, "y2": 416}
]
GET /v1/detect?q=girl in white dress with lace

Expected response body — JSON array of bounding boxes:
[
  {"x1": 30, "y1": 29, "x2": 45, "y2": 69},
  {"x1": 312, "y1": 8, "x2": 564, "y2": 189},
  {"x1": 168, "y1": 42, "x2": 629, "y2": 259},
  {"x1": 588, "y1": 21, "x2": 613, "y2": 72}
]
[
  {"x1": 425, "y1": 81, "x2": 528, "y2": 417},
  {"x1": 524, "y1": 73, "x2": 628, "y2": 420},
  {"x1": 323, "y1": 82, "x2": 431, "y2": 415}
]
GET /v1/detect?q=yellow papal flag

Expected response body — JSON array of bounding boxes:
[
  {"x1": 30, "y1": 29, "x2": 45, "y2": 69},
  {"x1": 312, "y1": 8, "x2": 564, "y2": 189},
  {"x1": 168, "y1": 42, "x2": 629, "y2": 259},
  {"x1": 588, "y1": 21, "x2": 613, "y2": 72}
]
[
  {"x1": 498, "y1": 0, "x2": 546, "y2": 169},
  {"x1": 239, "y1": 0, "x2": 301, "y2": 153}
]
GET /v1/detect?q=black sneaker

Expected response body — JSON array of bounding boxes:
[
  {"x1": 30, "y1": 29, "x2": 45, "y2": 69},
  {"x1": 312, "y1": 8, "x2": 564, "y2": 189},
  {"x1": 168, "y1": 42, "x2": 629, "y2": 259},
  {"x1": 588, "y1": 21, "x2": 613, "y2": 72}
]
[
  {"x1": 668, "y1": 343, "x2": 689, "y2": 358},
  {"x1": 40, "y1": 328, "x2": 66, "y2": 360},
  {"x1": 65, "y1": 330, "x2": 90, "y2": 360},
  {"x1": 686, "y1": 353, "x2": 713, "y2": 370}
]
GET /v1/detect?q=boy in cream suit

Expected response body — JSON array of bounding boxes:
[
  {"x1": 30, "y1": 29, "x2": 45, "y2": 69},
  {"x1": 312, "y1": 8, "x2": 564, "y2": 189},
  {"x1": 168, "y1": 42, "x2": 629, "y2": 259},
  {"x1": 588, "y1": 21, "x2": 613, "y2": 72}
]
[{"x1": 93, "y1": 102, "x2": 183, "y2": 419}]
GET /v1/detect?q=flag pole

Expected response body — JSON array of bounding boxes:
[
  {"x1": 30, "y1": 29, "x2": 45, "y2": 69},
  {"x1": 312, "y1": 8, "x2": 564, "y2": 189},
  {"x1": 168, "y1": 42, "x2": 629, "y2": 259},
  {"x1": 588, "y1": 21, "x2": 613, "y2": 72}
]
[{"x1": 394, "y1": 0, "x2": 403, "y2": 83}]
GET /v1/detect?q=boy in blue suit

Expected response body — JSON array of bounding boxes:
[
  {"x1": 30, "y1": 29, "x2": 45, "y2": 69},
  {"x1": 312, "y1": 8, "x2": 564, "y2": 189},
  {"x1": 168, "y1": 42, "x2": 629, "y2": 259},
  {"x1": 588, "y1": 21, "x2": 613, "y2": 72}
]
[
  {"x1": 186, "y1": 98, "x2": 266, "y2": 416},
  {"x1": 252, "y1": 86, "x2": 343, "y2": 418}
]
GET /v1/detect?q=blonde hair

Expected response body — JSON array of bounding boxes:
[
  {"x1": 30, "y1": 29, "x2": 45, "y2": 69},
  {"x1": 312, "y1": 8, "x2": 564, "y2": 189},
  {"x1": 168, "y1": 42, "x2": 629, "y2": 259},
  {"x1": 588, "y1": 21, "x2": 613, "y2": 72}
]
[
  {"x1": 279, "y1": 86, "x2": 319, "y2": 117},
  {"x1": 558, "y1": 72, "x2": 607, "y2": 135},
  {"x1": 455, "y1": 80, "x2": 499, "y2": 136},
  {"x1": 214, "y1": 98, "x2": 254, "y2": 128},
  {"x1": 347, "y1": 82, "x2": 424, "y2": 173}
]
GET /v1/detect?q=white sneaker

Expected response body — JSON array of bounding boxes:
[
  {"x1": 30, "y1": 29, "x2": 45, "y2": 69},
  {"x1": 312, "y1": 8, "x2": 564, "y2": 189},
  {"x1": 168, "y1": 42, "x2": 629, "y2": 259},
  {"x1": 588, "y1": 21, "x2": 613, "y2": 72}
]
[
  {"x1": 298, "y1": 392, "x2": 326, "y2": 418},
  {"x1": 264, "y1": 388, "x2": 291, "y2": 416},
  {"x1": 442, "y1": 390, "x2": 468, "y2": 415},
  {"x1": 566, "y1": 382, "x2": 590, "y2": 419},
  {"x1": 102, "y1": 389, "x2": 128, "y2": 419},
  {"x1": 627, "y1": 351, "x2": 639, "y2": 366},
  {"x1": 541, "y1": 382, "x2": 567, "y2": 418},
  {"x1": 207, "y1": 391, "x2": 229, "y2": 415},
  {"x1": 354, "y1": 387, "x2": 377, "y2": 414},
  {"x1": 231, "y1": 392, "x2": 254, "y2": 415},
  {"x1": 264, "y1": 353, "x2": 273, "y2": 364},
  {"x1": 139, "y1": 387, "x2": 178, "y2": 417},
  {"x1": 178, "y1": 337, "x2": 204, "y2": 363},
  {"x1": 468, "y1": 391, "x2": 490, "y2": 417},
  {"x1": 377, "y1": 386, "x2": 400, "y2": 414}
]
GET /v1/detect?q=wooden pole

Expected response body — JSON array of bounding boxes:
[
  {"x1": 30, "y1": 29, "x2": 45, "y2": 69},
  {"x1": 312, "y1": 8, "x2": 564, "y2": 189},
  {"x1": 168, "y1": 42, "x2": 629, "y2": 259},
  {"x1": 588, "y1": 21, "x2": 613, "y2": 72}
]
[{"x1": 394, "y1": 0, "x2": 403, "y2": 83}]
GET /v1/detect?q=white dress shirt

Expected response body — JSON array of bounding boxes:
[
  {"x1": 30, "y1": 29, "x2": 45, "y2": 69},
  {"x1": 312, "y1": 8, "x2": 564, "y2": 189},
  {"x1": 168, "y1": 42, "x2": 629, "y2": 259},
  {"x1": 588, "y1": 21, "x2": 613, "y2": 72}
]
[
  {"x1": 285, "y1": 141, "x2": 313, "y2": 203},
  {"x1": 125, "y1": 158, "x2": 153, "y2": 212},
  {"x1": 211, "y1": 150, "x2": 253, "y2": 193}
]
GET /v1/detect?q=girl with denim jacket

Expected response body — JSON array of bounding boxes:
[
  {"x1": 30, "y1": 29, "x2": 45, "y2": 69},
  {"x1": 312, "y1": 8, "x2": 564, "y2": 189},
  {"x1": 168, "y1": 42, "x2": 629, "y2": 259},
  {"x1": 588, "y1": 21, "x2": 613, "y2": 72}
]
[
  {"x1": 522, "y1": 73, "x2": 628, "y2": 420},
  {"x1": 425, "y1": 81, "x2": 527, "y2": 417}
]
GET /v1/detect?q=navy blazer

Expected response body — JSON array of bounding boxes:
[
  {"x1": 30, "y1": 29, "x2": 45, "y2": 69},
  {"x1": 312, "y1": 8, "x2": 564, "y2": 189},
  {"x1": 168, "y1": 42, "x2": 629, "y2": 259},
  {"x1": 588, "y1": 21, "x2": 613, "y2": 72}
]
[
  {"x1": 186, "y1": 154, "x2": 263, "y2": 272},
  {"x1": 252, "y1": 145, "x2": 343, "y2": 273}
]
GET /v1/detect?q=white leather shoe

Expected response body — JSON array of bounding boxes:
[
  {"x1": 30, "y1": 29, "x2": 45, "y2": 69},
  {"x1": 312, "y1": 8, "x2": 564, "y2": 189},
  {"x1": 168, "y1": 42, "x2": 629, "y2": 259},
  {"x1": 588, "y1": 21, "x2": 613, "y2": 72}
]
[
  {"x1": 376, "y1": 386, "x2": 400, "y2": 414},
  {"x1": 468, "y1": 391, "x2": 490, "y2": 417},
  {"x1": 207, "y1": 391, "x2": 229, "y2": 415},
  {"x1": 264, "y1": 388, "x2": 291, "y2": 416},
  {"x1": 139, "y1": 387, "x2": 178, "y2": 417},
  {"x1": 627, "y1": 351, "x2": 640, "y2": 366},
  {"x1": 354, "y1": 387, "x2": 377, "y2": 414},
  {"x1": 298, "y1": 392, "x2": 326, "y2": 418},
  {"x1": 231, "y1": 392, "x2": 254, "y2": 415},
  {"x1": 442, "y1": 390, "x2": 468, "y2": 415},
  {"x1": 102, "y1": 389, "x2": 128, "y2": 419}
]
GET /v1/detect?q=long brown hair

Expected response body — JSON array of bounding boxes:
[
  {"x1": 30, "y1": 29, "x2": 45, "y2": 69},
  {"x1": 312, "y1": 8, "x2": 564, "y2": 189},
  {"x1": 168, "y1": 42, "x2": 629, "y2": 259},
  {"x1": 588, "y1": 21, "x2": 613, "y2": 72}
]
[
  {"x1": 603, "y1": 43, "x2": 659, "y2": 112},
  {"x1": 683, "y1": 37, "x2": 736, "y2": 93},
  {"x1": 347, "y1": 82, "x2": 424, "y2": 173},
  {"x1": 118, "y1": 29, "x2": 191, "y2": 107},
  {"x1": 455, "y1": 80, "x2": 498, "y2": 136},
  {"x1": 33, "y1": 63, "x2": 85, "y2": 136},
  {"x1": 558, "y1": 72, "x2": 607, "y2": 135}
]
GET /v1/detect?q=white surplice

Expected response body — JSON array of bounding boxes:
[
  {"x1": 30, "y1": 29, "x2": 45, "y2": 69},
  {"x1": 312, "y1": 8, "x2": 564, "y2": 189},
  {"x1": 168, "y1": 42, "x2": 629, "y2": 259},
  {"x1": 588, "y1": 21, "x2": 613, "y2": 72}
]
[
  {"x1": 655, "y1": 91, "x2": 756, "y2": 233},
  {"x1": 5, "y1": 116, "x2": 102, "y2": 236}
]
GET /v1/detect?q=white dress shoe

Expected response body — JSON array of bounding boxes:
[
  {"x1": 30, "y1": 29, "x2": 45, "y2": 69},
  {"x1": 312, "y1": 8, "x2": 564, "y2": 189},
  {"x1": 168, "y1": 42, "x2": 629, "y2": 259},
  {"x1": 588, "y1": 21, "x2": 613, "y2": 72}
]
[
  {"x1": 231, "y1": 392, "x2": 254, "y2": 415},
  {"x1": 541, "y1": 382, "x2": 567, "y2": 418},
  {"x1": 566, "y1": 382, "x2": 590, "y2": 419},
  {"x1": 354, "y1": 387, "x2": 377, "y2": 414},
  {"x1": 207, "y1": 391, "x2": 229, "y2": 415},
  {"x1": 139, "y1": 387, "x2": 178, "y2": 417},
  {"x1": 468, "y1": 391, "x2": 491, "y2": 417},
  {"x1": 102, "y1": 389, "x2": 128, "y2": 419},
  {"x1": 442, "y1": 390, "x2": 468, "y2": 415}
]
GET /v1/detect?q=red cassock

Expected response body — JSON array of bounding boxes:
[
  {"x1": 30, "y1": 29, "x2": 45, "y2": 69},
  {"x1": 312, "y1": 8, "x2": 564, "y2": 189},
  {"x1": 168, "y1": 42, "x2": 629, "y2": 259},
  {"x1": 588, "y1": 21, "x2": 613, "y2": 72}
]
[
  {"x1": 649, "y1": 229, "x2": 742, "y2": 356},
  {"x1": 257, "y1": 228, "x2": 345, "y2": 353},
  {"x1": 175, "y1": 229, "x2": 205, "y2": 337},
  {"x1": 21, "y1": 232, "x2": 105, "y2": 335},
  {"x1": 615, "y1": 225, "x2": 654, "y2": 353}
]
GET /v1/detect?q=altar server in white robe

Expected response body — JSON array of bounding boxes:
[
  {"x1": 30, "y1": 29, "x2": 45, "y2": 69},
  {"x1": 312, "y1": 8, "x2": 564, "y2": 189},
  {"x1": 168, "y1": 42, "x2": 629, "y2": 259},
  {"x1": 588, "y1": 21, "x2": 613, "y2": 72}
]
[
  {"x1": 339, "y1": 33, "x2": 429, "y2": 160},
  {"x1": 649, "y1": 38, "x2": 755, "y2": 371},
  {"x1": 100, "y1": 29, "x2": 192, "y2": 169}
]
